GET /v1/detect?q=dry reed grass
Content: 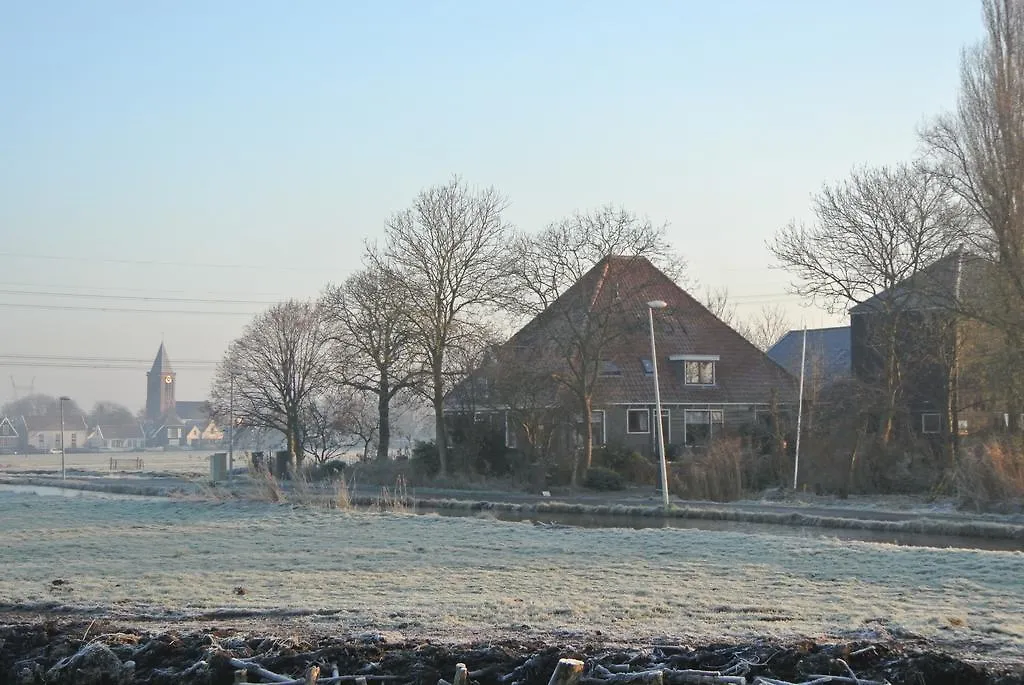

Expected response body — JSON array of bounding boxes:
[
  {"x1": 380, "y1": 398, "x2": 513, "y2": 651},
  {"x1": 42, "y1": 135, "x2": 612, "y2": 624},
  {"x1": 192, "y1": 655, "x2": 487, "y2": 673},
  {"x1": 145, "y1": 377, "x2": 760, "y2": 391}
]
[
  {"x1": 957, "y1": 438, "x2": 1024, "y2": 510},
  {"x1": 670, "y1": 438, "x2": 745, "y2": 501}
]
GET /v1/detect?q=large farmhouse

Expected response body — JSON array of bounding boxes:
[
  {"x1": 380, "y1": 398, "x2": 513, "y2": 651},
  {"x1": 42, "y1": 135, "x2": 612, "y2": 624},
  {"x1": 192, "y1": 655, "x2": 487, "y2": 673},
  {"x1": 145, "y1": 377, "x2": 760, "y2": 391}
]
[{"x1": 446, "y1": 255, "x2": 797, "y2": 459}]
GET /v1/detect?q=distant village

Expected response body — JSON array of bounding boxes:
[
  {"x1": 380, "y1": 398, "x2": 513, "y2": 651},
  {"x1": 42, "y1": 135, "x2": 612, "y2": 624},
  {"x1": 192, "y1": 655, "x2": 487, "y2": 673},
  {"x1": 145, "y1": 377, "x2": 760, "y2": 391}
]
[{"x1": 0, "y1": 344, "x2": 282, "y2": 455}]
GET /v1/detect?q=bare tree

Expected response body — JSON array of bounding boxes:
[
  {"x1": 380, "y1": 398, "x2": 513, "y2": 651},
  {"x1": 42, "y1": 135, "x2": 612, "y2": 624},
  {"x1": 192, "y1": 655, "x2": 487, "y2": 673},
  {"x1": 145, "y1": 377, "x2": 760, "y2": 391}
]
[
  {"x1": 701, "y1": 287, "x2": 738, "y2": 327},
  {"x1": 739, "y1": 304, "x2": 791, "y2": 352},
  {"x1": 3, "y1": 394, "x2": 85, "y2": 419},
  {"x1": 508, "y1": 206, "x2": 684, "y2": 318},
  {"x1": 770, "y1": 164, "x2": 969, "y2": 441},
  {"x1": 88, "y1": 401, "x2": 136, "y2": 426},
  {"x1": 322, "y1": 259, "x2": 420, "y2": 461},
  {"x1": 382, "y1": 176, "x2": 513, "y2": 476},
  {"x1": 210, "y1": 300, "x2": 335, "y2": 467},
  {"x1": 508, "y1": 208, "x2": 684, "y2": 481},
  {"x1": 922, "y1": 0, "x2": 1024, "y2": 421}
]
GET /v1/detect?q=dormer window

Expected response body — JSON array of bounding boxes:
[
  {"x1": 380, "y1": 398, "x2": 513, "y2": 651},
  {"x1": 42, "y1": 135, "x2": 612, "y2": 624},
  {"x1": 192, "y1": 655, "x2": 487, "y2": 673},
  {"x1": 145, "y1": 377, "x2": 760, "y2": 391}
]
[
  {"x1": 685, "y1": 361, "x2": 715, "y2": 385},
  {"x1": 640, "y1": 359, "x2": 654, "y2": 376},
  {"x1": 670, "y1": 354, "x2": 719, "y2": 386}
]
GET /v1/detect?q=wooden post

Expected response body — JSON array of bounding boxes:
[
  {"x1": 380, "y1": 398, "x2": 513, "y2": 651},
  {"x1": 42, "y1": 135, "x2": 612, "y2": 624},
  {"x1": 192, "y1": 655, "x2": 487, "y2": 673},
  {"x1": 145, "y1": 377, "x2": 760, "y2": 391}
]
[{"x1": 548, "y1": 659, "x2": 585, "y2": 685}]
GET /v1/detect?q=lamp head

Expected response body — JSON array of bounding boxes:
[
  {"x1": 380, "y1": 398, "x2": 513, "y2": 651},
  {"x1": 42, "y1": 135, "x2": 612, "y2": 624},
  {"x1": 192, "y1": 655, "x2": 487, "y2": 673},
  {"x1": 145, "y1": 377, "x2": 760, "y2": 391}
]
[
  {"x1": 59, "y1": 396, "x2": 71, "y2": 402},
  {"x1": 647, "y1": 300, "x2": 667, "y2": 310}
]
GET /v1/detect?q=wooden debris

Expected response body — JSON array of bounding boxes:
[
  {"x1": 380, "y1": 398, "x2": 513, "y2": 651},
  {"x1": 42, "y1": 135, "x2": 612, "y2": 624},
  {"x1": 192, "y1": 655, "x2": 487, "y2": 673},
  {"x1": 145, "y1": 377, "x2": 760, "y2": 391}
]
[
  {"x1": 548, "y1": 658, "x2": 585, "y2": 685},
  {"x1": 453, "y1": 662, "x2": 470, "y2": 685}
]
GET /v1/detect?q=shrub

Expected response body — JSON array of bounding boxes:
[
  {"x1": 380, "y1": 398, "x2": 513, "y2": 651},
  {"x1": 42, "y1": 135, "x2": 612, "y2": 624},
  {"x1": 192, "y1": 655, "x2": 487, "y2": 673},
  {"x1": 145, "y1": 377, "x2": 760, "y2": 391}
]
[
  {"x1": 411, "y1": 440, "x2": 440, "y2": 478},
  {"x1": 593, "y1": 443, "x2": 657, "y2": 484},
  {"x1": 583, "y1": 466, "x2": 625, "y2": 491}
]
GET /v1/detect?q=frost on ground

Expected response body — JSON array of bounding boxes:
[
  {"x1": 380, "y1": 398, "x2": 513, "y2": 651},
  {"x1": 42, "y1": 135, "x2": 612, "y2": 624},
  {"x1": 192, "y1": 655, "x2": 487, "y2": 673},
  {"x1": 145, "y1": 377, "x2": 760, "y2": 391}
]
[{"x1": 1, "y1": 492, "x2": 1022, "y2": 664}]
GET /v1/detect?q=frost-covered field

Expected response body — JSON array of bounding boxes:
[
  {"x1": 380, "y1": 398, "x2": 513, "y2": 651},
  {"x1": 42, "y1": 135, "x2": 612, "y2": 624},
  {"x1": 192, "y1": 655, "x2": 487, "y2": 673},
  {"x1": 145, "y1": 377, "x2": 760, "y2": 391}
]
[
  {"x1": 1, "y1": 492, "x2": 1022, "y2": 663},
  {"x1": 0, "y1": 450, "x2": 217, "y2": 475}
]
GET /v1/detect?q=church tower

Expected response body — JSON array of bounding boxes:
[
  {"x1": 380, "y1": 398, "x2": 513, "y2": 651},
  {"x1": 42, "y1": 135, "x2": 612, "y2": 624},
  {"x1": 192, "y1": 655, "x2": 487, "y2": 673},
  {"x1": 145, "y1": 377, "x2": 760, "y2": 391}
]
[{"x1": 146, "y1": 343, "x2": 176, "y2": 421}]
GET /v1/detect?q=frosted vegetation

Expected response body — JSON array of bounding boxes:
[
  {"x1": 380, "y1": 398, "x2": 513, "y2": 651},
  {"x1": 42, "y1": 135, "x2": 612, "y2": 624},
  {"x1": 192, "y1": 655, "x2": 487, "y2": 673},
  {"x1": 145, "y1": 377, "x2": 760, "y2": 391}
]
[{"x1": 3, "y1": 493, "x2": 1022, "y2": 661}]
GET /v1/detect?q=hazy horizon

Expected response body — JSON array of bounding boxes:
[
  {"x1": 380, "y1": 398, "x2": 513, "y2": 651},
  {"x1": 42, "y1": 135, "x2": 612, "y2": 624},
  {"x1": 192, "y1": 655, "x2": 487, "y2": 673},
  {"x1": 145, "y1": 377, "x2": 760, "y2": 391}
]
[{"x1": 1, "y1": 1, "x2": 985, "y2": 411}]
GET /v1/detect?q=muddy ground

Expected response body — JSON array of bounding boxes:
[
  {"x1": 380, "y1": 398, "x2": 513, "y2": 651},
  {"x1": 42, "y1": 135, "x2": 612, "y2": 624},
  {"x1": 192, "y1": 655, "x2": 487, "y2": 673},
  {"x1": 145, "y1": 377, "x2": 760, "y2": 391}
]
[{"x1": 2, "y1": 617, "x2": 1022, "y2": 685}]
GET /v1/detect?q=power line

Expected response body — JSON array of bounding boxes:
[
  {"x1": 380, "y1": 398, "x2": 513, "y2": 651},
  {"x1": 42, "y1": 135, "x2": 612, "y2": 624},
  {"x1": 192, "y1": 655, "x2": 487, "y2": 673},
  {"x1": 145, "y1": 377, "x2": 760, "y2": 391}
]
[
  {"x1": 0, "y1": 280, "x2": 295, "y2": 299},
  {"x1": 0, "y1": 302, "x2": 258, "y2": 316},
  {"x1": 0, "y1": 288, "x2": 277, "y2": 305},
  {"x1": 0, "y1": 251, "x2": 338, "y2": 274}
]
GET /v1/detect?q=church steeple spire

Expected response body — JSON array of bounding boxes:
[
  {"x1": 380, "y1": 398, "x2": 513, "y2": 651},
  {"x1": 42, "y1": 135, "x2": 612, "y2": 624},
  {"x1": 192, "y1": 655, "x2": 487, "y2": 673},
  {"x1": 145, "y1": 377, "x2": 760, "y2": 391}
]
[{"x1": 146, "y1": 343, "x2": 176, "y2": 421}]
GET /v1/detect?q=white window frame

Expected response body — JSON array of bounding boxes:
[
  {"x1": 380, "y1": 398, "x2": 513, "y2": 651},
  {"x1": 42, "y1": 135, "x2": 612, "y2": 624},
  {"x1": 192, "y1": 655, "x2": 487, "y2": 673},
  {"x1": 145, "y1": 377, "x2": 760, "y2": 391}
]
[
  {"x1": 655, "y1": 408, "x2": 671, "y2": 445},
  {"x1": 591, "y1": 410, "x2": 606, "y2": 446},
  {"x1": 670, "y1": 354, "x2": 719, "y2": 386},
  {"x1": 626, "y1": 407, "x2": 650, "y2": 434},
  {"x1": 684, "y1": 360, "x2": 716, "y2": 385},
  {"x1": 921, "y1": 412, "x2": 941, "y2": 434}
]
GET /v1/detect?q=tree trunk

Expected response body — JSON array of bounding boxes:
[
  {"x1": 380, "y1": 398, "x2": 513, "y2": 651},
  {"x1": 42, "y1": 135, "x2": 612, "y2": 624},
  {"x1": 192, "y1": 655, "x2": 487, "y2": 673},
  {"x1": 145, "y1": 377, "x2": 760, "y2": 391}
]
[
  {"x1": 880, "y1": 321, "x2": 900, "y2": 444},
  {"x1": 433, "y1": 359, "x2": 448, "y2": 476},
  {"x1": 582, "y1": 395, "x2": 594, "y2": 473},
  {"x1": 377, "y1": 375, "x2": 391, "y2": 461}
]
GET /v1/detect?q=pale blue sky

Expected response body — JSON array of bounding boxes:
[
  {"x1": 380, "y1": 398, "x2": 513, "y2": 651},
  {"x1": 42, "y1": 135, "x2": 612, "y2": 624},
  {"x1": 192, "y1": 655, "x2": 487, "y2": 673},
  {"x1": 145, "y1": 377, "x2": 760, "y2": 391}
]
[{"x1": 0, "y1": 1, "x2": 983, "y2": 410}]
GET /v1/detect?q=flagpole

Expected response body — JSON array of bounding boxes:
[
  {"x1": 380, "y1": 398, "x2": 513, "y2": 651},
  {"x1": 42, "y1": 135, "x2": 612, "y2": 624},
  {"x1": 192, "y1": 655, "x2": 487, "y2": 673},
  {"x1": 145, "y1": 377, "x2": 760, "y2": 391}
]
[{"x1": 793, "y1": 326, "x2": 807, "y2": 490}]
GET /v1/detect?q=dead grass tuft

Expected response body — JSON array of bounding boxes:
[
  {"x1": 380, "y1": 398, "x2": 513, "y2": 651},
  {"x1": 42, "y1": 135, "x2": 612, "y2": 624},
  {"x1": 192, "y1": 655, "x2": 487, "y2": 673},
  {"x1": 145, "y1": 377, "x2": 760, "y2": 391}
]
[
  {"x1": 957, "y1": 438, "x2": 1024, "y2": 510},
  {"x1": 375, "y1": 474, "x2": 412, "y2": 513},
  {"x1": 671, "y1": 438, "x2": 745, "y2": 502}
]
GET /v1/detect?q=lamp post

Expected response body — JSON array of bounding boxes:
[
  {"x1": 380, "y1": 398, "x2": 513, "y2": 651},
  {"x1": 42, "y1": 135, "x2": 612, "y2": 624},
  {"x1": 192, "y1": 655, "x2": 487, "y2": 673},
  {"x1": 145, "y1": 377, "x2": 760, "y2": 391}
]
[
  {"x1": 647, "y1": 300, "x2": 669, "y2": 510},
  {"x1": 58, "y1": 396, "x2": 70, "y2": 480}
]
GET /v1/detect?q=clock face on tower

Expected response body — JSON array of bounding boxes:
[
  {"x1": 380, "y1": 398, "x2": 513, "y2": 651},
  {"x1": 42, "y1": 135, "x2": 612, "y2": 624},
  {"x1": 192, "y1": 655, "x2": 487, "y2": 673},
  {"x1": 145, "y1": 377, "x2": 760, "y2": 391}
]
[{"x1": 164, "y1": 375, "x2": 172, "y2": 384}]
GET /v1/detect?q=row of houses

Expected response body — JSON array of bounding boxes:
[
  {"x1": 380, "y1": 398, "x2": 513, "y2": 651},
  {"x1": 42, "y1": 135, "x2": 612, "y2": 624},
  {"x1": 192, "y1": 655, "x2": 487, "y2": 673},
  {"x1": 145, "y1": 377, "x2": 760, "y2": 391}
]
[
  {"x1": 0, "y1": 409, "x2": 224, "y2": 454},
  {"x1": 444, "y1": 251, "x2": 1019, "y2": 461}
]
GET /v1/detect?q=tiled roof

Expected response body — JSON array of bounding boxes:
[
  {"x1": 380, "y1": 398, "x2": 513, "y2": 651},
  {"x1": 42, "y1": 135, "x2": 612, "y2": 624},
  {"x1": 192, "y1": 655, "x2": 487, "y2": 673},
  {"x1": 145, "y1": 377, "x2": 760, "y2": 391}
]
[
  {"x1": 20, "y1": 414, "x2": 89, "y2": 432},
  {"x1": 149, "y1": 343, "x2": 174, "y2": 376},
  {"x1": 175, "y1": 401, "x2": 211, "y2": 422},
  {"x1": 768, "y1": 327, "x2": 851, "y2": 381},
  {"x1": 454, "y1": 255, "x2": 796, "y2": 409},
  {"x1": 95, "y1": 423, "x2": 146, "y2": 440},
  {"x1": 850, "y1": 251, "x2": 989, "y2": 315}
]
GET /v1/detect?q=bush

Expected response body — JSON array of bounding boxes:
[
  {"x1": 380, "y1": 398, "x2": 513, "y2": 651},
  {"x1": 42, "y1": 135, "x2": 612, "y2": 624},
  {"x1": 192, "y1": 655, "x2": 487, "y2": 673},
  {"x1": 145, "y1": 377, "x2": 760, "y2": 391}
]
[
  {"x1": 593, "y1": 443, "x2": 657, "y2": 484},
  {"x1": 305, "y1": 459, "x2": 346, "y2": 481},
  {"x1": 583, "y1": 466, "x2": 625, "y2": 491},
  {"x1": 411, "y1": 440, "x2": 440, "y2": 478}
]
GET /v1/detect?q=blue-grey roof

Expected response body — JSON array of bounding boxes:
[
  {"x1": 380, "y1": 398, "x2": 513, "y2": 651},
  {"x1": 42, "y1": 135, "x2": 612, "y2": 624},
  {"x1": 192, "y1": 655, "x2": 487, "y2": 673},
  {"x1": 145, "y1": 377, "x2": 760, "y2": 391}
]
[{"x1": 767, "y1": 327, "x2": 851, "y2": 381}]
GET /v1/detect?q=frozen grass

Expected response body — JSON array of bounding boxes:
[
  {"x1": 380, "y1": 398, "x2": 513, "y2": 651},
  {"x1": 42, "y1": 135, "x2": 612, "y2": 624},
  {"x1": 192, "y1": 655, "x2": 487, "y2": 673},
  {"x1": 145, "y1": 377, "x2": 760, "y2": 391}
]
[
  {"x1": 1, "y1": 492, "x2": 1022, "y2": 663},
  {"x1": 0, "y1": 450, "x2": 219, "y2": 476}
]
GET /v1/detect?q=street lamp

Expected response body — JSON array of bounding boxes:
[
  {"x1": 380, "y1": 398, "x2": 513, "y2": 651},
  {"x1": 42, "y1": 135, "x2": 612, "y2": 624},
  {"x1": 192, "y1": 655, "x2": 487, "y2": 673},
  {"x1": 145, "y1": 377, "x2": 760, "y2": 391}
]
[
  {"x1": 646, "y1": 300, "x2": 670, "y2": 510},
  {"x1": 58, "y1": 396, "x2": 71, "y2": 481}
]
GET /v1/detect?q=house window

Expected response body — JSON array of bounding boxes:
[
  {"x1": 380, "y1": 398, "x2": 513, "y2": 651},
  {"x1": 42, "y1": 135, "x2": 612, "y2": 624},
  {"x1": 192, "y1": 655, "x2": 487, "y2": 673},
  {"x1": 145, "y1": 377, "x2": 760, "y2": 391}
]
[
  {"x1": 591, "y1": 410, "x2": 606, "y2": 446},
  {"x1": 71, "y1": 433, "x2": 77, "y2": 448},
  {"x1": 921, "y1": 413, "x2": 941, "y2": 434},
  {"x1": 112, "y1": 439, "x2": 123, "y2": 448},
  {"x1": 600, "y1": 360, "x2": 621, "y2": 376},
  {"x1": 38, "y1": 434, "x2": 45, "y2": 447},
  {"x1": 640, "y1": 359, "x2": 654, "y2": 376},
  {"x1": 684, "y1": 360, "x2": 715, "y2": 385},
  {"x1": 504, "y1": 412, "x2": 518, "y2": 449},
  {"x1": 55, "y1": 432, "x2": 62, "y2": 447},
  {"x1": 684, "y1": 409, "x2": 724, "y2": 445},
  {"x1": 627, "y1": 408, "x2": 650, "y2": 434}
]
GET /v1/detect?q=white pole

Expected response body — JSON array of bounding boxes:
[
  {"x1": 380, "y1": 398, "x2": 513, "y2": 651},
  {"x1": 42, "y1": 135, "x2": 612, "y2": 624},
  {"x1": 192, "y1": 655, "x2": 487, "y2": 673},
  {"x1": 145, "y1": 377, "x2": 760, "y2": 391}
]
[
  {"x1": 793, "y1": 327, "x2": 807, "y2": 490},
  {"x1": 60, "y1": 398, "x2": 66, "y2": 481},
  {"x1": 648, "y1": 301, "x2": 669, "y2": 510},
  {"x1": 228, "y1": 375, "x2": 234, "y2": 479}
]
